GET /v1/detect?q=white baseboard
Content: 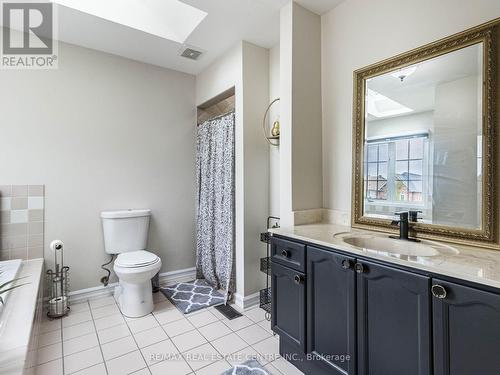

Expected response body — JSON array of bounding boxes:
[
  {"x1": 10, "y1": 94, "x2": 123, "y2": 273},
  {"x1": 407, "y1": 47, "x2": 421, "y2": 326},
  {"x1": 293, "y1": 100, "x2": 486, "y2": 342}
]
[
  {"x1": 233, "y1": 291, "x2": 260, "y2": 310},
  {"x1": 158, "y1": 267, "x2": 197, "y2": 286},
  {"x1": 68, "y1": 282, "x2": 119, "y2": 304},
  {"x1": 68, "y1": 267, "x2": 196, "y2": 304}
]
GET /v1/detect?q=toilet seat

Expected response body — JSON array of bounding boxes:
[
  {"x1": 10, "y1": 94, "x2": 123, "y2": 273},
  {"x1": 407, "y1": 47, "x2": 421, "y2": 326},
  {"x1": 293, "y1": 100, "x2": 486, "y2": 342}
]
[{"x1": 115, "y1": 250, "x2": 160, "y2": 268}]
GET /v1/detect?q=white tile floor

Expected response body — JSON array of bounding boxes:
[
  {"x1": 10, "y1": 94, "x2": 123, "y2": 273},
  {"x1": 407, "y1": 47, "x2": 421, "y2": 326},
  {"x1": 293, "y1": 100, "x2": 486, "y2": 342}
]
[{"x1": 34, "y1": 292, "x2": 304, "y2": 375}]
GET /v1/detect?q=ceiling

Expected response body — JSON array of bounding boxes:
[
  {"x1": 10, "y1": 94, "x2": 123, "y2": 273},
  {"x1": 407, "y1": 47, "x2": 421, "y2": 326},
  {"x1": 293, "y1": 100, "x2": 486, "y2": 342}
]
[
  {"x1": 46, "y1": 0, "x2": 343, "y2": 75},
  {"x1": 367, "y1": 43, "x2": 482, "y2": 121},
  {"x1": 293, "y1": 0, "x2": 344, "y2": 15}
]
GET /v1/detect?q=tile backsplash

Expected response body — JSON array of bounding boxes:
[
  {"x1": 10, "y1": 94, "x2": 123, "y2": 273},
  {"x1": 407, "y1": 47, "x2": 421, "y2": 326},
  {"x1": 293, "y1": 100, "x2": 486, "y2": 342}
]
[{"x1": 0, "y1": 185, "x2": 44, "y2": 260}]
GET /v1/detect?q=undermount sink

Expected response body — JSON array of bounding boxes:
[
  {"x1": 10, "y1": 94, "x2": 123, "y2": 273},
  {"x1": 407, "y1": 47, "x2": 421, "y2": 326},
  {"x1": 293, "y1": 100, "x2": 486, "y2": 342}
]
[{"x1": 338, "y1": 234, "x2": 459, "y2": 257}]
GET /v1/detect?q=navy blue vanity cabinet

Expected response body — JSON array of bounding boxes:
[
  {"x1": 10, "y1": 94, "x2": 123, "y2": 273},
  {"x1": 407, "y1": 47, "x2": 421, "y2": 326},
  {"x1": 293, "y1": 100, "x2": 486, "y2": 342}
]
[
  {"x1": 271, "y1": 235, "x2": 500, "y2": 375},
  {"x1": 271, "y1": 261, "x2": 306, "y2": 351},
  {"x1": 432, "y1": 279, "x2": 500, "y2": 375},
  {"x1": 356, "y1": 260, "x2": 432, "y2": 375},
  {"x1": 307, "y1": 246, "x2": 356, "y2": 375}
]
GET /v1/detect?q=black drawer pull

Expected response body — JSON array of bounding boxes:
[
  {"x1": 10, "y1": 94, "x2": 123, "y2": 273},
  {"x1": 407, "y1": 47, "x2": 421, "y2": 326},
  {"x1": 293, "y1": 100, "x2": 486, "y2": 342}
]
[
  {"x1": 354, "y1": 263, "x2": 365, "y2": 274},
  {"x1": 281, "y1": 249, "x2": 291, "y2": 258},
  {"x1": 294, "y1": 275, "x2": 304, "y2": 285},
  {"x1": 431, "y1": 284, "x2": 447, "y2": 299},
  {"x1": 342, "y1": 259, "x2": 352, "y2": 270}
]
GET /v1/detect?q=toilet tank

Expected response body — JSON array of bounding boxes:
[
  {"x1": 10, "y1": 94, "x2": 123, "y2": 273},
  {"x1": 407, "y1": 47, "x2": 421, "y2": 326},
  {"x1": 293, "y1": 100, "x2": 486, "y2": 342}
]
[{"x1": 101, "y1": 209, "x2": 151, "y2": 254}]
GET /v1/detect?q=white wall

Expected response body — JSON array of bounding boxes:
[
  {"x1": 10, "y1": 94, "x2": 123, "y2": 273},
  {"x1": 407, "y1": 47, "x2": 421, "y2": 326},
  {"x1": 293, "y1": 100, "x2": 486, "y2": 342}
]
[
  {"x1": 196, "y1": 42, "x2": 243, "y2": 299},
  {"x1": 195, "y1": 41, "x2": 270, "y2": 302},
  {"x1": 279, "y1": 2, "x2": 294, "y2": 226},
  {"x1": 433, "y1": 75, "x2": 481, "y2": 228},
  {"x1": 269, "y1": 43, "x2": 280, "y2": 217},
  {"x1": 241, "y1": 43, "x2": 270, "y2": 296},
  {"x1": 321, "y1": 0, "x2": 500, "y2": 220},
  {"x1": 0, "y1": 42, "x2": 197, "y2": 291},
  {"x1": 291, "y1": 4, "x2": 323, "y2": 212},
  {"x1": 280, "y1": 2, "x2": 323, "y2": 226},
  {"x1": 367, "y1": 111, "x2": 434, "y2": 139},
  {"x1": 195, "y1": 43, "x2": 242, "y2": 106}
]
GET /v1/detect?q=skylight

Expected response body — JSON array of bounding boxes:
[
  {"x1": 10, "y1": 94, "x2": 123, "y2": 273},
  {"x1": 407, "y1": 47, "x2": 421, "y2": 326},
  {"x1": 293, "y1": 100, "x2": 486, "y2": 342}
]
[
  {"x1": 52, "y1": 0, "x2": 207, "y2": 44},
  {"x1": 366, "y1": 89, "x2": 413, "y2": 118}
]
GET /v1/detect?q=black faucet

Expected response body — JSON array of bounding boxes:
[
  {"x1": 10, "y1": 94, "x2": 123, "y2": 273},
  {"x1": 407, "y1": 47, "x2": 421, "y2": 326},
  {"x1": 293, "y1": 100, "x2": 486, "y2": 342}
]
[
  {"x1": 409, "y1": 210, "x2": 422, "y2": 223},
  {"x1": 390, "y1": 211, "x2": 420, "y2": 242}
]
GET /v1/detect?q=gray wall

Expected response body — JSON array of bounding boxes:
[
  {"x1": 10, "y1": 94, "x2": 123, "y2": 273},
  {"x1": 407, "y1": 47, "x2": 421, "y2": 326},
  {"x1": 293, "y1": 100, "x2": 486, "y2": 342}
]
[
  {"x1": 195, "y1": 41, "x2": 270, "y2": 301},
  {"x1": 279, "y1": 2, "x2": 323, "y2": 226},
  {"x1": 321, "y1": 0, "x2": 500, "y2": 220},
  {"x1": 291, "y1": 3, "x2": 323, "y2": 212},
  {"x1": 433, "y1": 75, "x2": 481, "y2": 228},
  {"x1": 0, "y1": 41, "x2": 197, "y2": 291},
  {"x1": 241, "y1": 42, "x2": 270, "y2": 296}
]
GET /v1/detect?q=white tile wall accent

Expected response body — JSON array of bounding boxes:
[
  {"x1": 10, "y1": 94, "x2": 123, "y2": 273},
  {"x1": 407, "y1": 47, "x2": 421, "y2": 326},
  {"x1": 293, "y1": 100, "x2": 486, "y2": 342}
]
[
  {"x1": 0, "y1": 185, "x2": 44, "y2": 260},
  {"x1": 10, "y1": 209, "x2": 28, "y2": 223},
  {"x1": 28, "y1": 197, "x2": 44, "y2": 210},
  {"x1": 0, "y1": 198, "x2": 11, "y2": 211}
]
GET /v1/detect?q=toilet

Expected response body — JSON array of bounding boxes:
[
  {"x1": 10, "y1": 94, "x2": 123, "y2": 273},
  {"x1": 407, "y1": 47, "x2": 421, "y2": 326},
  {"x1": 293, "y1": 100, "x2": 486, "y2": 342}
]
[{"x1": 101, "y1": 209, "x2": 161, "y2": 317}]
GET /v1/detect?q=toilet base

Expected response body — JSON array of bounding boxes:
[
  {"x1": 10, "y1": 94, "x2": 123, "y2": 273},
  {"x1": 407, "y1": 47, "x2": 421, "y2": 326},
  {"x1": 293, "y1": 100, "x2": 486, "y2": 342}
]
[{"x1": 114, "y1": 280, "x2": 154, "y2": 318}]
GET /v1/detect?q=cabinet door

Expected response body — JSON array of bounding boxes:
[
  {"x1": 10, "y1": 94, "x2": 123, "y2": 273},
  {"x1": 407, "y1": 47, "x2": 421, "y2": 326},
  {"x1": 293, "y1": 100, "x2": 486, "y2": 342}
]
[
  {"x1": 432, "y1": 279, "x2": 500, "y2": 375},
  {"x1": 307, "y1": 246, "x2": 356, "y2": 375},
  {"x1": 357, "y1": 261, "x2": 431, "y2": 375},
  {"x1": 271, "y1": 262, "x2": 306, "y2": 351}
]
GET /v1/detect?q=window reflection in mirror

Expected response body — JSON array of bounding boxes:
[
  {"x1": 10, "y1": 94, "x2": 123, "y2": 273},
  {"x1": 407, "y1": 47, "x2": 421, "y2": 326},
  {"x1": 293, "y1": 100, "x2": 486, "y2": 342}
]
[{"x1": 363, "y1": 42, "x2": 483, "y2": 230}]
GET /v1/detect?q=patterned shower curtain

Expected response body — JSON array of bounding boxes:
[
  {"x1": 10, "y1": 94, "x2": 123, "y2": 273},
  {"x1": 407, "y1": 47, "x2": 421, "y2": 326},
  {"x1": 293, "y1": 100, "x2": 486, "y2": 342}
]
[{"x1": 196, "y1": 112, "x2": 235, "y2": 301}]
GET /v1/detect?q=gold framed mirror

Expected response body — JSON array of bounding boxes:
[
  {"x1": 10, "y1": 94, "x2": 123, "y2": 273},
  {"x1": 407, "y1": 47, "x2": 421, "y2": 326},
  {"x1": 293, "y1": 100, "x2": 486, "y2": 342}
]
[{"x1": 352, "y1": 20, "x2": 499, "y2": 248}]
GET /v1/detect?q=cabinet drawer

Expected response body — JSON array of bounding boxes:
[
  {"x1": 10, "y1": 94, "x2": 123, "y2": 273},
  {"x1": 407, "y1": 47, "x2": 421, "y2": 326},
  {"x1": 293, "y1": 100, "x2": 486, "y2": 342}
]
[{"x1": 271, "y1": 237, "x2": 305, "y2": 272}]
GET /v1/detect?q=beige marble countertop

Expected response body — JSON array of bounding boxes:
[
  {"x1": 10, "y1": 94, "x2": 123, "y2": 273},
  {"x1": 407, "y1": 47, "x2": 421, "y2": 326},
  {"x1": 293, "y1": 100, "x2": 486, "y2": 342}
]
[{"x1": 269, "y1": 223, "x2": 500, "y2": 290}]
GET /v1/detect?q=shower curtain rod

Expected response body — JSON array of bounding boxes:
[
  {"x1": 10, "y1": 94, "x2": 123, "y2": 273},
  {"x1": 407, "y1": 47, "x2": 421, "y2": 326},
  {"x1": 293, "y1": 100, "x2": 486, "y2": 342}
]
[{"x1": 198, "y1": 110, "x2": 235, "y2": 126}]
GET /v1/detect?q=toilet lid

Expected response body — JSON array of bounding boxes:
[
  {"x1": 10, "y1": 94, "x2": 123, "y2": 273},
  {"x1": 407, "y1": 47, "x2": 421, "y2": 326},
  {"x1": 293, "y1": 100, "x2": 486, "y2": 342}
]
[{"x1": 115, "y1": 250, "x2": 159, "y2": 268}]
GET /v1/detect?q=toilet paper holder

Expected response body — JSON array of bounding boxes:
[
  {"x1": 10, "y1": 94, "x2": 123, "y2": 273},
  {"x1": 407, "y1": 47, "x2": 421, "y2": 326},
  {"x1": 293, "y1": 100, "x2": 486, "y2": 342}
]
[{"x1": 46, "y1": 240, "x2": 70, "y2": 318}]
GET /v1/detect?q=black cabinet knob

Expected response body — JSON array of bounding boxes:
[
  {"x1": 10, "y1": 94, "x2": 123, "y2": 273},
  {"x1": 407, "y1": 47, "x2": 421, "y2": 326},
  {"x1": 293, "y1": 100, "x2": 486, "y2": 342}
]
[
  {"x1": 342, "y1": 259, "x2": 352, "y2": 270},
  {"x1": 354, "y1": 263, "x2": 365, "y2": 274},
  {"x1": 431, "y1": 284, "x2": 447, "y2": 299},
  {"x1": 294, "y1": 275, "x2": 303, "y2": 285},
  {"x1": 281, "y1": 249, "x2": 290, "y2": 258}
]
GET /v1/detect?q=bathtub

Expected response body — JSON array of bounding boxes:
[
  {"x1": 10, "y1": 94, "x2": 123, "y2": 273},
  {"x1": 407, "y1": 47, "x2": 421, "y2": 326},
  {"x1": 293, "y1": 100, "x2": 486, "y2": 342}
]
[
  {"x1": 0, "y1": 259, "x2": 44, "y2": 374},
  {"x1": 0, "y1": 259, "x2": 23, "y2": 319}
]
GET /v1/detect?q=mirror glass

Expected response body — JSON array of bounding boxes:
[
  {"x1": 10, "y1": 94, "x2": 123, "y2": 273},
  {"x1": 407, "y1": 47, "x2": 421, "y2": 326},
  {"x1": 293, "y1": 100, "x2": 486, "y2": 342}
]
[{"x1": 363, "y1": 42, "x2": 484, "y2": 229}]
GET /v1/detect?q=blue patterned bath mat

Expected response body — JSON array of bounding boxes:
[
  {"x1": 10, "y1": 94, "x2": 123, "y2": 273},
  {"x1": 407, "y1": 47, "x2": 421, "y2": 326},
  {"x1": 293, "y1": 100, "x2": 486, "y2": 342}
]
[
  {"x1": 221, "y1": 360, "x2": 271, "y2": 375},
  {"x1": 160, "y1": 279, "x2": 225, "y2": 314}
]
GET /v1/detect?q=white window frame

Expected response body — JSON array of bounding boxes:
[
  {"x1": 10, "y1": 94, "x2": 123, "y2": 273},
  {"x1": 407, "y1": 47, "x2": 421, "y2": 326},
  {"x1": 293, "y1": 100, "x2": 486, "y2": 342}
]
[{"x1": 364, "y1": 131, "x2": 432, "y2": 210}]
